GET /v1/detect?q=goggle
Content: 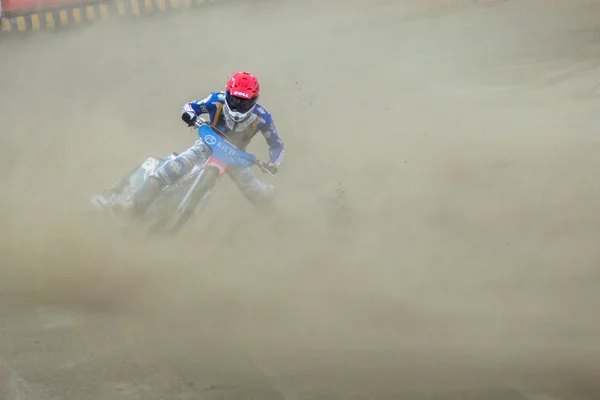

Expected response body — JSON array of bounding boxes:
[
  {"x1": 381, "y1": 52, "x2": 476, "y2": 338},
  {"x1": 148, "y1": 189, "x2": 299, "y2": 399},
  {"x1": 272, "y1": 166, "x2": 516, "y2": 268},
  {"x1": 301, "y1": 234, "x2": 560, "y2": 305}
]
[{"x1": 225, "y1": 92, "x2": 258, "y2": 113}]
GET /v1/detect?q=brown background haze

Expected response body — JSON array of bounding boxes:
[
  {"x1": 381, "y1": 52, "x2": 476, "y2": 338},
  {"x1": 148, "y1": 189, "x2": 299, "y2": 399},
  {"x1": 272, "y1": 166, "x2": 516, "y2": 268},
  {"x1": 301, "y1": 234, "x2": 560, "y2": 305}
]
[{"x1": 1, "y1": 0, "x2": 600, "y2": 398}]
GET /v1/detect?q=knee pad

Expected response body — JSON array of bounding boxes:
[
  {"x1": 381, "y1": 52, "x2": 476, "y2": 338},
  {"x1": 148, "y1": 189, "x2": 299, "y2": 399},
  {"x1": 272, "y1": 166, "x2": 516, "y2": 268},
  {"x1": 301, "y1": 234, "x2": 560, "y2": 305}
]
[
  {"x1": 241, "y1": 180, "x2": 276, "y2": 205},
  {"x1": 227, "y1": 167, "x2": 275, "y2": 204},
  {"x1": 154, "y1": 157, "x2": 194, "y2": 185}
]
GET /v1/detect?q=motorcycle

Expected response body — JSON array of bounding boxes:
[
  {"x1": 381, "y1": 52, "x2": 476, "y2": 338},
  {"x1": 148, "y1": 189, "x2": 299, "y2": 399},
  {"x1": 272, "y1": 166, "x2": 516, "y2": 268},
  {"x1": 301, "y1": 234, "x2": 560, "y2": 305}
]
[{"x1": 91, "y1": 117, "x2": 274, "y2": 235}]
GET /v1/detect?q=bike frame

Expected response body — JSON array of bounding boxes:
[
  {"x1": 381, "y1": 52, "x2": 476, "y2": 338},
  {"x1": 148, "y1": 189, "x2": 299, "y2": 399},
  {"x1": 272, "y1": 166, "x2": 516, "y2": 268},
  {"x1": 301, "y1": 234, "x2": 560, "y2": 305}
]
[{"x1": 174, "y1": 119, "x2": 271, "y2": 214}]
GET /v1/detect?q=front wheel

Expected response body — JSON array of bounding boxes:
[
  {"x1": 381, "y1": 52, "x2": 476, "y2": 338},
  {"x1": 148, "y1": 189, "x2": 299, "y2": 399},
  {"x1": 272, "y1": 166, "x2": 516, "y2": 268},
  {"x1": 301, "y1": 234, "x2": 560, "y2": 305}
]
[{"x1": 152, "y1": 166, "x2": 220, "y2": 236}]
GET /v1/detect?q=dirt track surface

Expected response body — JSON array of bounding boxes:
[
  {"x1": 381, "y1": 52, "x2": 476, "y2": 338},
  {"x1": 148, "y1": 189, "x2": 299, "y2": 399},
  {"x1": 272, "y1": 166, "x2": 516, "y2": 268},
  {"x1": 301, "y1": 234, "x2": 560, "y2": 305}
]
[{"x1": 1, "y1": 0, "x2": 600, "y2": 398}]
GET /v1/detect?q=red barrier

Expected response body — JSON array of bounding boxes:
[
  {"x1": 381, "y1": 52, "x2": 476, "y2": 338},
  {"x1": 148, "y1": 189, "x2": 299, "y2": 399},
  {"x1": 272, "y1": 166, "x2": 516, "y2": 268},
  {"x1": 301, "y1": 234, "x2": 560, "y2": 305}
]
[{"x1": 2, "y1": 0, "x2": 91, "y2": 13}]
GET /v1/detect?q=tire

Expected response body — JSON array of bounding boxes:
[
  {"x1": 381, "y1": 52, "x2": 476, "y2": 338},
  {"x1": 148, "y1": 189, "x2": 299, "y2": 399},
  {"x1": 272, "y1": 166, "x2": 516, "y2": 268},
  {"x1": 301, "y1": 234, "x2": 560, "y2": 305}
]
[
  {"x1": 146, "y1": 166, "x2": 220, "y2": 236},
  {"x1": 169, "y1": 166, "x2": 220, "y2": 234}
]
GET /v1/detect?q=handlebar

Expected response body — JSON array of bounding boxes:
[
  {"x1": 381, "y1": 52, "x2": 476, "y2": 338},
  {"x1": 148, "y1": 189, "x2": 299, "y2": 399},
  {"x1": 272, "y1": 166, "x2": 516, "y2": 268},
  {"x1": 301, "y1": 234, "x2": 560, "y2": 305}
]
[
  {"x1": 194, "y1": 116, "x2": 221, "y2": 134},
  {"x1": 193, "y1": 117, "x2": 274, "y2": 177}
]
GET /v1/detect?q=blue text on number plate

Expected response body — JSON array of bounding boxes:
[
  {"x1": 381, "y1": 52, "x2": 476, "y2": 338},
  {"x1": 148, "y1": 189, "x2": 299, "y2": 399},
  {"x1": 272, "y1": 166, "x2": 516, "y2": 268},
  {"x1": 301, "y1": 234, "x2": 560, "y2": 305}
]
[{"x1": 197, "y1": 125, "x2": 257, "y2": 168}]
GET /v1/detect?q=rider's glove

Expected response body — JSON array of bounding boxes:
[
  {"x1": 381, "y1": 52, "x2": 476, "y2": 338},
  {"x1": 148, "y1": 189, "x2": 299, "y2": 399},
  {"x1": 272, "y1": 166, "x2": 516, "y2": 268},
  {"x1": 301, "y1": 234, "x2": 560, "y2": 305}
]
[
  {"x1": 264, "y1": 163, "x2": 278, "y2": 175},
  {"x1": 182, "y1": 112, "x2": 197, "y2": 127}
]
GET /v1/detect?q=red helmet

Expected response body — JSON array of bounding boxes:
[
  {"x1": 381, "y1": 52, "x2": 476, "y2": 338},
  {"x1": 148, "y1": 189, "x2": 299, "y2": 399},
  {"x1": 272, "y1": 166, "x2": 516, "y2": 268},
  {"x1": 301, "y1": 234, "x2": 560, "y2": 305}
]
[{"x1": 224, "y1": 72, "x2": 260, "y2": 124}]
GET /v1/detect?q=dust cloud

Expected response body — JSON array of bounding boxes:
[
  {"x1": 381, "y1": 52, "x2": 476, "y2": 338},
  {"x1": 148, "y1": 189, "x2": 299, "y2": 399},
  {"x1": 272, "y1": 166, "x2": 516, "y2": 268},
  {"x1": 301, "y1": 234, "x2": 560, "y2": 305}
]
[{"x1": 0, "y1": 0, "x2": 599, "y2": 398}]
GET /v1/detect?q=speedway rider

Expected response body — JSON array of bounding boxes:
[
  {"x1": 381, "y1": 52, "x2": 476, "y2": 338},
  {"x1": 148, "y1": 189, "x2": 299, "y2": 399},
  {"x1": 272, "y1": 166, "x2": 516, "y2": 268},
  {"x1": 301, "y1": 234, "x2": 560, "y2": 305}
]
[{"x1": 128, "y1": 71, "x2": 285, "y2": 215}]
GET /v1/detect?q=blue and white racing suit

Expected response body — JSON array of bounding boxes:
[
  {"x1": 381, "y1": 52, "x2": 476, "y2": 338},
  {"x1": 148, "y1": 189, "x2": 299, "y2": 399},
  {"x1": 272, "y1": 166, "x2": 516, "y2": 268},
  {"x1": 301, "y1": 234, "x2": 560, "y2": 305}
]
[{"x1": 151, "y1": 91, "x2": 285, "y2": 205}]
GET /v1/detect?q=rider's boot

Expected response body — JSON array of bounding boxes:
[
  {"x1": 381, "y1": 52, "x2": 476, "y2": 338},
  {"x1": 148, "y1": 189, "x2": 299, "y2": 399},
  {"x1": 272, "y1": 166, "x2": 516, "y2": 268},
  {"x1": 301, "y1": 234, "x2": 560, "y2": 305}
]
[{"x1": 127, "y1": 176, "x2": 165, "y2": 217}]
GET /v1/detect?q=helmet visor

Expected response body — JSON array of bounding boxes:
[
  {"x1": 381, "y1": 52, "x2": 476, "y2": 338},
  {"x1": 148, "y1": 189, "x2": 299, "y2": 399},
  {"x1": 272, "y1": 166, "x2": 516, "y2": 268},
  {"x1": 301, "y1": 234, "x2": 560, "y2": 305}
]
[{"x1": 225, "y1": 92, "x2": 258, "y2": 114}]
